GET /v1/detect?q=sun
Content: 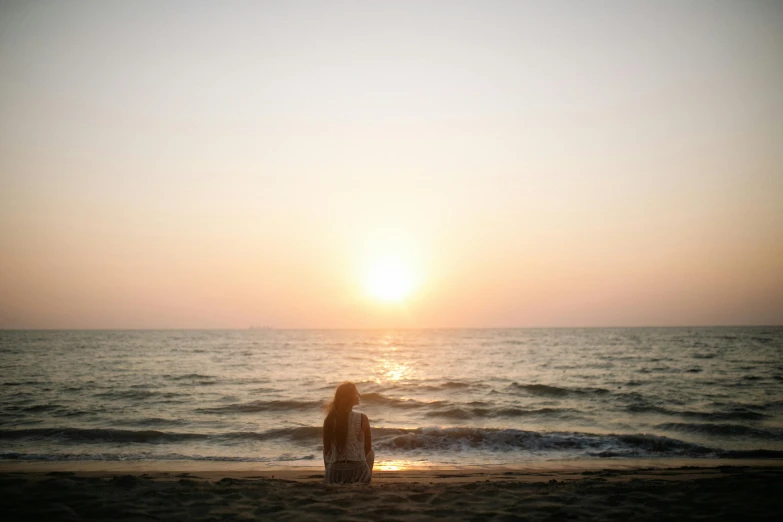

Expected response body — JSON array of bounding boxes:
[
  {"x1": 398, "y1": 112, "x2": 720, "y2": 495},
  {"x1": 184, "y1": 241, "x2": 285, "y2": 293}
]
[{"x1": 365, "y1": 258, "x2": 415, "y2": 303}]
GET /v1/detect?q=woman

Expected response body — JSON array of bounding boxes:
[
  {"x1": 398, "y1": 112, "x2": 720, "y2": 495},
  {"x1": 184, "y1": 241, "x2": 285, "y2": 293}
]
[{"x1": 322, "y1": 382, "x2": 374, "y2": 484}]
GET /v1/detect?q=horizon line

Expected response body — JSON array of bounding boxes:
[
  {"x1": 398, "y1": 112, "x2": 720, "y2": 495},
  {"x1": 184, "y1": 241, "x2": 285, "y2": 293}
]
[{"x1": 1, "y1": 324, "x2": 781, "y2": 332}]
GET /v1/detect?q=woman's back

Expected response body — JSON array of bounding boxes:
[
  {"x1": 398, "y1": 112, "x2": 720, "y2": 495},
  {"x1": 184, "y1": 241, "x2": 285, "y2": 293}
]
[{"x1": 324, "y1": 411, "x2": 365, "y2": 464}]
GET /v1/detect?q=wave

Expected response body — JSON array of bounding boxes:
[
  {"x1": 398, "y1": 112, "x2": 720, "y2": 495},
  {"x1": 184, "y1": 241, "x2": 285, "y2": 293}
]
[
  {"x1": 209, "y1": 425, "x2": 783, "y2": 459},
  {"x1": 626, "y1": 405, "x2": 769, "y2": 421},
  {"x1": 0, "y1": 428, "x2": 209, "y2": 443},
  {"x1": 680, "y1": 409, "x2": 768, "y2": 421},
  {"x1": 197, "y1": 400, "x2": 323, "y2": 414},
  {"x1": 359, "y1": 392, "x2": 441, "y2": 409},
  {"x1": 246, "y1": 391, "x2": 446, "y2": 410},
  {"x1": 349, "y1": 380, "x2": 490, "y2": 394},
  {"x1": 719, "y1": 449, "x2": 783, "y2": 459},
  {"x1": 441, "y1": 381, "x2": 478, "y2": 389},
  {"x1": 234, "y1": 426, "x2": 323, "y2": 442},
  {"x1": 21, "y1": 404, "x2": 67, "y2": 413},
  {"x1": 121, "y1": 417, "x2": 189, "y2": 427},
  {"x1": 425, "y1": 407, "x2": 574, "y2": 420},
  {"x1": 0, "y1": 427, "x2": 328, "y2": 444},
  {"x1": 167, "y1": 373, "x2": 217, "y2": 381},
  {"x1": 0, "y1": 451, "x2": 316, "y2": 462},
  {"x1": 509, "y1": 383, "x2": 609, "y2": 397},
  {"x1": 656, "y1": 423, "x2": 783, "y2": 440},
  {"x1": 373, "y1": 427, "x2": 737, "y2": 458},
  {"x1": 94, "y1": 390, "x2": 187, "y2": 401},
  {"x1": 2, "y1": 426, "x2": 782, "y2": 460},
  {"x1": 375, "y1": 427, "x2": 783, "y2": 458}
]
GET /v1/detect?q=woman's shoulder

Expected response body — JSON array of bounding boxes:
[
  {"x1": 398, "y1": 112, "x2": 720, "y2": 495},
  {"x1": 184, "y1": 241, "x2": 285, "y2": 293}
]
[{"x1": 351, "y1": 411, "x2": 368, "y2": 426}]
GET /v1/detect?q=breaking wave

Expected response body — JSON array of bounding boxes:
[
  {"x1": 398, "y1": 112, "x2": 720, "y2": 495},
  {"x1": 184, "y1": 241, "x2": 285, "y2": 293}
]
[
  {"x1": 2, "y1": 424, "x2": 782, "y2": 461},
  {"x1": 656, "y1": 423, "x2": 783, "y2": 440}
]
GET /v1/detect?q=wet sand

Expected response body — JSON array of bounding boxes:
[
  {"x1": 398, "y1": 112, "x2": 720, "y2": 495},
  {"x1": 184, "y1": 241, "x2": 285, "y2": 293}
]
[{"x1": 2, "y1": 461, "x2": 782, "y2": 520}]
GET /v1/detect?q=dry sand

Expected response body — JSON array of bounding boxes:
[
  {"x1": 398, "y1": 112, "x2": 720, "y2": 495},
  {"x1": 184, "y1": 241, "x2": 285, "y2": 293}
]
[{"x1": 2, "y1": 460, "x2": 782, "y2": 521}]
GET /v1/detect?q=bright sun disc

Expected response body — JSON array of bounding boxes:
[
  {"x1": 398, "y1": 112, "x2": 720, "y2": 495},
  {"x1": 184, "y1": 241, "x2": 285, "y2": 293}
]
[{"x1": 365, "y1": 259, "x2": 414, "y2": 303}]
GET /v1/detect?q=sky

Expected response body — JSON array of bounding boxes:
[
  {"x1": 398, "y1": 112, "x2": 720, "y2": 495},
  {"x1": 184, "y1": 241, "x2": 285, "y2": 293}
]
[{"x1": 1, "y1": 0, "x2": 782, "y2": 329}]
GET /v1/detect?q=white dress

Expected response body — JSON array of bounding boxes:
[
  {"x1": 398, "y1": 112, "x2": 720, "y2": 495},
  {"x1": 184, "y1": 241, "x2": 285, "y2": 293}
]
[{"x1": 324, "y1": 411, "x2": 374, "y2": 484}]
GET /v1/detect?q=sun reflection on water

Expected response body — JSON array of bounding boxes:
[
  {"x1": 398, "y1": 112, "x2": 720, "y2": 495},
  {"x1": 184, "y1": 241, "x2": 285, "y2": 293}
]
[
  {"x1": 377, "y1": 359, "x2": 410, "y2": 382},
  {"x1": 377, "y1": 460, "x2": 410, "y2": 471},
  {"x1": 372, "y1": 344, "x2": 413, "y2": 383}
]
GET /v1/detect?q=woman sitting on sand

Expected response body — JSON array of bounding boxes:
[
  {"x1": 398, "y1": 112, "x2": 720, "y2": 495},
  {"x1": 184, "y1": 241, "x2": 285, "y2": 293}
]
[{"x1": 323, "y1": 382, "x2": 374, "y2": 484}]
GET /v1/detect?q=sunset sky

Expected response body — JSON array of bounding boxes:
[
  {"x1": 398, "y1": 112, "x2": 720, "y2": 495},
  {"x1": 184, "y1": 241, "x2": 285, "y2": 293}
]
[{"x1": 1, "y1": 0, "x2": 782, "y2": 329}]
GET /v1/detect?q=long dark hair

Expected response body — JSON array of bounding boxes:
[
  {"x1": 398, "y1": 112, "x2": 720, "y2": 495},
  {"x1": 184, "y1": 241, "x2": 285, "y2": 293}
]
[{"x1": 324, "y1": 382, "x2": 358, "y2": 453}]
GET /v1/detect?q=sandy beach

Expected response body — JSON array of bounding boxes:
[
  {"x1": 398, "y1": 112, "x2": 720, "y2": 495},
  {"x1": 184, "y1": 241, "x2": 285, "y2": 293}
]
[{"x1": 2, "y1": 460, "x2": 782, "y2": 521}]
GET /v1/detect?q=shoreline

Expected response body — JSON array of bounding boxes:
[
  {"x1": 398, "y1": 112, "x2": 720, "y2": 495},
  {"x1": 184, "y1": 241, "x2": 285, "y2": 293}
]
[
  {"x1": 3, "y1": 460, "x2": 782, "y2": 520},
  {"x1": 3, "y1": 457, "x2": 782, "y2": 481}
]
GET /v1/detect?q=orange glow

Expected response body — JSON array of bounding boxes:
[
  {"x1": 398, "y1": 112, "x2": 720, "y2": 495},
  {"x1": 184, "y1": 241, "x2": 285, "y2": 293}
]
[
  {"x1": 374, "y1": 358, "x2": 411, "y2": 383},
  {"x1": 377, "y1": 460, "x2": 410, "y2": 471}
]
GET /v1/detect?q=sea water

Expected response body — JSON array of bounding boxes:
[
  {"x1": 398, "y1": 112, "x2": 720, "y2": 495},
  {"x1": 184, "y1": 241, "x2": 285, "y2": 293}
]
[{"x1": 1, "y1": 327, "x2": 782, "y2": 467}]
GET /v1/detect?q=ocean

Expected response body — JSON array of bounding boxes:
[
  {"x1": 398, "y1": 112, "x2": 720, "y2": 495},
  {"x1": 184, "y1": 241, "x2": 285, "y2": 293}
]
[{"x1": 1, "y1": 327, "x2": 782, "y2": 468}]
